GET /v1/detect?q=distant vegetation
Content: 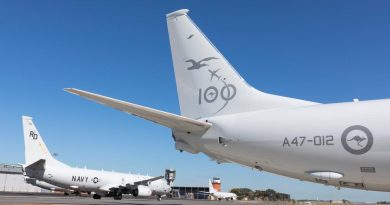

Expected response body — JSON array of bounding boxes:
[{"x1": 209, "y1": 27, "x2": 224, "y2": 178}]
[{"x1": 230, "y1": 188, "x2": 290, "y2": 201}]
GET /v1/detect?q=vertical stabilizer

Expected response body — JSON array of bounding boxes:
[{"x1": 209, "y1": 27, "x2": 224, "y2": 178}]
[
  {"x1": 22, "y1": 116, "x2": 68, "y2": 168},
  {"x1": 208, "y1": 179, "x2": 216, "y2": 194},
  {"x1": 167, "y1": 9, "x2": 317, "y2": 119}
]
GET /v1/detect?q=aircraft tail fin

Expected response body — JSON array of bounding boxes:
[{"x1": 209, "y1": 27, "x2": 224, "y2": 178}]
[
  {"x1": 167, "y1": 9, "x2": 317, "y2": 119},
  {"x1": 22, "y1": 116, "x2": 68, "y2": 168},
  {"x1": 208, "y1": 179, "x2": 216, "y2": 194}
]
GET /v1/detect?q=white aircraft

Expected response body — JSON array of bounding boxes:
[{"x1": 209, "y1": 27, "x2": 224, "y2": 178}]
[
  {"x1": 22, "y1": 116, "x2": 174, "y2": 200},
  {"x1": 65, "y1": 9, "x2": 390, "y2": 192},
  {"x1": 207, "y1": 179, "x2": 237, "y2": 200}
]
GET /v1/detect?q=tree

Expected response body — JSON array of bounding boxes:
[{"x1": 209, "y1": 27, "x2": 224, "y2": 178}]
[{"x1": 230, "y1": 188, "x2": 254, "y2": 200}]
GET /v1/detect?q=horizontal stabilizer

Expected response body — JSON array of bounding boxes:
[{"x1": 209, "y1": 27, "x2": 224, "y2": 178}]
[
  {"x1": 64, "y1": 88, "x2": 211, "y2": 132},
  {"x1": 25, "y1": 159, "x2": 45, "y2": 171}
]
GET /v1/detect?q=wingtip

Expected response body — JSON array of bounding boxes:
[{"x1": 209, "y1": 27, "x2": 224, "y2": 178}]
[
  {"x1": 64, "y1": 88, "x2": 74, "y2": 92},
  {"x1": 64, "y1": 88, "x2": 81, "y2": 95}
]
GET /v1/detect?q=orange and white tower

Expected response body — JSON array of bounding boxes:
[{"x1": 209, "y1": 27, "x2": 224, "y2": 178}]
[{"x1": 212, "y1": 177, "x2": 221, "y2": 192}]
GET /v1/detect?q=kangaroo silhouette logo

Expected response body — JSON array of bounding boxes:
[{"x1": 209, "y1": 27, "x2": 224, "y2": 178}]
[
  {"x1": 341, "y1": 125, "x2": 373, "y2": 155},
  {"x1": 186, "y1": 57, "x2": 219, "y2": 70},
  {"x1": 347, "y1": 135, "x2": 366, "y2": 147}
]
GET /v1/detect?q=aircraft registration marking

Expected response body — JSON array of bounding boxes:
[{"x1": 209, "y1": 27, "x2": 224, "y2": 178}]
[{"x1": 282, "y1": 135, "x2": 334, "y2": 147}]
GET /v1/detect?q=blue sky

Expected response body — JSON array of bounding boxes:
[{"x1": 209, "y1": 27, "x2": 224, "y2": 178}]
[{"x1": 1, "y1": 0, "x2": 390, "y2": 201}]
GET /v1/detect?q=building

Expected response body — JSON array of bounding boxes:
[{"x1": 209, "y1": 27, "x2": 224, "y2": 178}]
[
  {"x1": 0, "y1": 164, "x2": 43, "y2": 192},
  {"x1": 172, "y1": 186, "x2": 209, "y2": 199}
]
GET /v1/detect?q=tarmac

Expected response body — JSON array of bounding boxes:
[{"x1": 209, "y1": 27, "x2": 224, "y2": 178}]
[{"x1": 0, "y1": 192, "x2": 272, "y2": 205}]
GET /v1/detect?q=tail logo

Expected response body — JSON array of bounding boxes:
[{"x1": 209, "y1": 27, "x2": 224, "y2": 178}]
[
  {"x1": 187, "y1": 57, "x2": 237, "y2": 114},
  {"x1": 29, "y1": 131, "x2": 38, "y2": 140},
  {"x1": 186, "y1": 57, "x2": 219, "y2": 70},
  {"x1": 341, "y1": 125, "x2": 373, "y2": 155},
  {"x1": 204, "y1": 86, "x2": 218, "y2": 103},
  {"x1": 208, "y1": 69, "x2": 221, "y2": 81}
]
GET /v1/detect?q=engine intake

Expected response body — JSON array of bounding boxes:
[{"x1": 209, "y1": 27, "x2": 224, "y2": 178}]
[{"x1": 132, "y1": 185, "x2": 152, "y2": 197}]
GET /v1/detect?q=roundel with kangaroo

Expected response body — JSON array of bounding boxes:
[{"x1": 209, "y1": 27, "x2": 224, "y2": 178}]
[{"x1": 341, "y1": 125, "x2": 373, "y2": 155}]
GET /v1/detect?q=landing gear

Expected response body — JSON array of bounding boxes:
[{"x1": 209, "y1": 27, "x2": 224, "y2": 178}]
[
  {"x1": 157, "y1": 195, "x2": 162, "y2": 201},
  {"x1": 113, "y1": 193, "x2": 122, "y2": 200},
  {"x1": 132, "y1": 189, "x2": 138, "y2": 197},
  {"x1": 93, "y1": 194, "x2": 101, "y2": 199}
]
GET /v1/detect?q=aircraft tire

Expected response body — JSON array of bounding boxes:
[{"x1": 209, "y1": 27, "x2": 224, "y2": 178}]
[
  {"x1": 114, "y1": 193, "x2": 122, "y2": 200},
  {"x1": 92, "y1": 194, "x2": 101, "y2": 199}
]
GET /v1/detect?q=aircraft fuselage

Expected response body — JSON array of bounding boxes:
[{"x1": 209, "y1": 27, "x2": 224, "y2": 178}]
[
  {"x1": 175, "y1": 99, "x2": 390, "y2": 191},
  {"x1": 28, "y1": 166, "x2": 170, "y2": 195}
]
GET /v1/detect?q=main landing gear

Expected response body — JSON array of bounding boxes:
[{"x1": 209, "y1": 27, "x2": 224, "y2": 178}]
[
  {"x1": 113, "y1": 193, "x2": 123, "y2": 200},
  {"x1": 92, "y1": 194, "x2": 101, "y2": 199}
]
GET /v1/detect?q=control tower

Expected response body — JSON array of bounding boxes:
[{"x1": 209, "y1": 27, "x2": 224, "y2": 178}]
[{"x1": 212, "y1": 177, "x2": 221, "y2": 192}]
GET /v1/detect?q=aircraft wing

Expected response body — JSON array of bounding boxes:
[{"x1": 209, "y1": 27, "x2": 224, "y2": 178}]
[
  {"x1": 64, "y1": 88, "x2": 211, "y2": 132},
  {"x1": 133, "y1": 176, "x2": 164, "y2": 186},
  {"x1": 98, "y1": 184, "x2": 122, "y2": 192},
  {"x1": 99, "y1": 176, "x2": 163, "y2": 193}
]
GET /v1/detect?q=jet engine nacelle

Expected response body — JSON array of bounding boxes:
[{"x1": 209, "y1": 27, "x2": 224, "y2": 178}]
[{"x1": 132, "y1": 185, "x2": 152, "y2": 197}]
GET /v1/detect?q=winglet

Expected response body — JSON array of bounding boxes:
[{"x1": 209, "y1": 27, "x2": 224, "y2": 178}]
[{"x1": 64, "y1": 88, "x2": 211, "y2": 132}]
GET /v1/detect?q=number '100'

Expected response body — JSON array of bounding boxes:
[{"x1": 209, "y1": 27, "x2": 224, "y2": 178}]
[{"x1": 198, "y1": 85, "x2": 236, "y2": 104}]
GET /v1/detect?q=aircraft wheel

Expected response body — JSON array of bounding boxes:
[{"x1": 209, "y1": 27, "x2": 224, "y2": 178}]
[
  {"x1": 93, "y1": 194, "x2": 101, "y2": 199},
  {"x1": 157, "y1": 195, "x2": 162, "y2": 201},
  {"x1": 114, "y1": 193, "x2": 122, "y2": 200}
]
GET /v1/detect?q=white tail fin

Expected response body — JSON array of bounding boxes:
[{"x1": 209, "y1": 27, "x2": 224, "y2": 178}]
[
  {"x1": 167, "y1": 9, "x2": 317, "y2": 119},
  {"x1": 22, "y1": 116, "x2": 68, "y2": 168},
  {"x1": 208, "y1": 179, "x2": 216, "y2": 194}
]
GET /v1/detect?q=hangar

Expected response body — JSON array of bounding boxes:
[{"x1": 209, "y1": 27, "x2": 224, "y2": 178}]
[
  {"x1": 172, "y1": 186, "x2": 210, "y2": 199},
  {"x1": 0, "y1": 164, "x2": 43, "y2": 192}
]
